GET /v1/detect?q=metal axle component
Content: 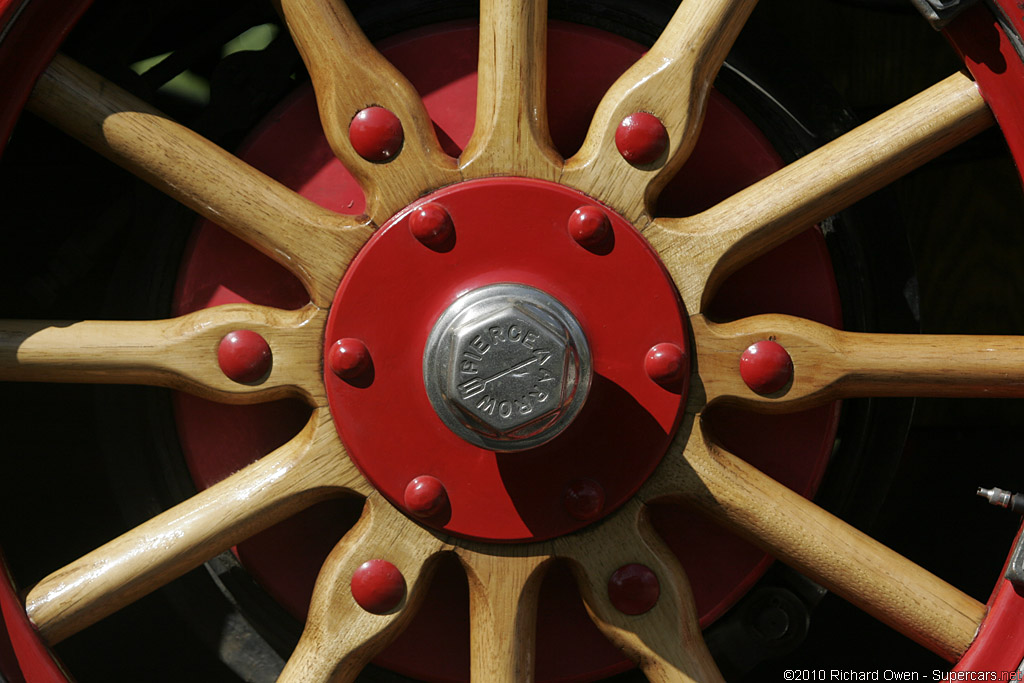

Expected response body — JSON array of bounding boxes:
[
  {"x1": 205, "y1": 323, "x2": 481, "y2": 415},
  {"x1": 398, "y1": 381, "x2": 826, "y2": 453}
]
[{"x1": 977, "y1": 486, "x2": 1024, "y2": 514}]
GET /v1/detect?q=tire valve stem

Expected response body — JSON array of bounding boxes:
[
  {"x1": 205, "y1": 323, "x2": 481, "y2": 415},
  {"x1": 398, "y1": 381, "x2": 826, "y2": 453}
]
[{"x1": 977, "y1": 486, "x2": 1024, "y2": 514}]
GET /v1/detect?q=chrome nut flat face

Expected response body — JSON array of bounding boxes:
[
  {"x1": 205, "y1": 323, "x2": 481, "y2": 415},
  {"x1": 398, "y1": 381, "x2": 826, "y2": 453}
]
[
  {"x1": 423, "y1": 284, "x2": 592, "y2": 451},
  {"x1": 449, "y1": 304, "x2": 571, "y2": 434}
]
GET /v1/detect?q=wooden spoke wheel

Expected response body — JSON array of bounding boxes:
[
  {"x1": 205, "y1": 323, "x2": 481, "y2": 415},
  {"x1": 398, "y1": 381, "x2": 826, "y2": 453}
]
[{"x1": 1, "y1": 1, "x2": 1024, "y2": 681}]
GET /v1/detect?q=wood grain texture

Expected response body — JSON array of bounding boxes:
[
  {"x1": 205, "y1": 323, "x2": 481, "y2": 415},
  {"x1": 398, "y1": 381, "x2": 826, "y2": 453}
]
[
  {"x1": 279, "y1": 495, "x2": 446, "y2": 683},
  {"x1": 457, "y1": 547, "x2": 553, "y2": 682},
  {"x1": 459, "y1": 0, "x2": 562, "y2": 181},
  {"x1": 643, "y1": 419, "x2": 986, "y2": 662},
  {"x1": 693, "y1": 313, "x2": 1024, "y2": 411},
  {"x1": 561, "y1": 0, "x2": 757, "y2": 224},
  {"x1": 27, "y1": 54, "x2": 371, "y2": 308},
  {"x1": 280, "y1": 0, "x2": 460, "y2": 225},
  {"x1": 555, "y1": 499, "x2": 723, "y2": 682},
  {"x1": 27, "y1": 409, "x2": 369, "y2": 644},
  {"x1": 645, "y1": 72, "x2": 993, "y2": 313},
  {"x1": 0, "y1": 304, "x2": 327, "y2": 406}
]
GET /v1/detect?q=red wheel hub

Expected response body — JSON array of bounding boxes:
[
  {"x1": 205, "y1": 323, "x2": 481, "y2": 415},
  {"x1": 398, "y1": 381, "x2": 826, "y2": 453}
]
[{"x1": 324, "y1": 177, "x2": 688, "y2": 542}]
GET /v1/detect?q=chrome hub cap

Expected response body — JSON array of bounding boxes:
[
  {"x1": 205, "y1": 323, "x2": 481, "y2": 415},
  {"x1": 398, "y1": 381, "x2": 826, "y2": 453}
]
[{"x1": 423, "y1": 283, "x2": 592, "y2": 451}]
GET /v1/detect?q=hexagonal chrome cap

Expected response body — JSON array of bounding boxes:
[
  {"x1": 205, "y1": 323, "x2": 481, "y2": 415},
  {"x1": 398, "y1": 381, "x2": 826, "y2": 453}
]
[{"x1": 423, "y1": 284, "x2": 592, "y2": 451}]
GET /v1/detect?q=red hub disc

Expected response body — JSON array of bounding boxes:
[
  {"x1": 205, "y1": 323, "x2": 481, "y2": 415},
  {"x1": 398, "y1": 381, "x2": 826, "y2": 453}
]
[{"x1": 324, "y1": 178, "x2": 689, "y2": 541}]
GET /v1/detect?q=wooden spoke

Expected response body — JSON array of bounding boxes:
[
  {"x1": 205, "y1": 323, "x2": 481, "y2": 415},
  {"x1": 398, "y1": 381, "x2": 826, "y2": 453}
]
[
  {"x1": 28, "y1": 54, "x2": 372, "y2": 308},
  {"x1": 646, "y1": 72, "x2": 993, "y2": 313},
  {"x1": 555, "y1": 500, "x2": 722, "y2": 682},
  {"x1": 459, "y1": 0, "x2": 561, "y2": 181},
  {"x1": 561, "y1": 0, "x2": 757, "y2": 224},
  {"x1": 646, "y1": 421, "x2": 986, "y2": 662},
  {"x1": 279, "y1": 495, "x2": 446, "y2": 683},
  {"x1": 0, "y1": 304, "x2": 327, "y2": 406},
  {"x1": 693, "y1": 313, "x2": 1024, "y2": 411},
  {"x1": 26, "y1": 409, "x2": 367, "y2": 644},
  {"x1": 456, "y1": 546, "x2": 553, "y2": 682},
  {"x1": 280, "y1": 0, "x2": 460, "y2": 224}
]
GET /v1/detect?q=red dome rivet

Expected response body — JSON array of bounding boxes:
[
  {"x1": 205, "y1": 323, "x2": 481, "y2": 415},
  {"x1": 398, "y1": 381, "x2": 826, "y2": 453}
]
[
  {"x1": 739, "y1": 340, "x2": 793, "y2": 395},
  {"x1": 217, "y1": 330, "x2": 272, "y2": 384},
  {"x1": 404, "y1": 475, "x2": 448, "y2": 518},
  {"x1": 350, "y1": 559, "x2": 406, "y2": 614},
  {"x1": 564, "y1": 478, "x2": 605, "y2": 521},
  {"x1": 608, "y1": 563, "x2": 660, "y2": 615},
  {"x1": 329, "y1": 338, "x2": 371, "y2": 379},
  {"x1": 615, "y1": 112, "x2": 668, "y2": 165},
  {"x1": 568, "y1": 205, "x2": 611, "y2": 249},
  {"x1": 349, "y1": 106, "x2": 404, "y2": 162},
  {"x1": 409, "y1": 203, "x2": 454, "y2": 249},
  {"x1": 645, "y1": 343, "x2": 687, "y2": 385}
]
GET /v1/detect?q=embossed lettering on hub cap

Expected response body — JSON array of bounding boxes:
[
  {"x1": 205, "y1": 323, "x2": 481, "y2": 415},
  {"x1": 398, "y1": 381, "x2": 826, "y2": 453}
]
[
  {"x1": 450, "y1": 306, "x2": 570, "y2": 433},
  {"x1": 423, "y1": 284, "x2": 592, "y2": 452}
]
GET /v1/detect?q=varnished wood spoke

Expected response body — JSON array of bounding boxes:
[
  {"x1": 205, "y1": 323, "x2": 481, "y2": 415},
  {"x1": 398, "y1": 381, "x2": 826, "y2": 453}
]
[
  {"x1": 27, "y1": 410, "x2": 368, "y2": 644},
  {"x1": 693, "y1": 313, "x2": 1024, "y2": 411},
  {"x1": 0, "y1": 304, "x2": 327, "y2": 406},
  {"x1": 28, "y1": 54, "x2": 371, "y2": 308},
  {"x1": 561, "y1": 0, "x2": 757, "y2": 224},
  {"x1": 650, "y1": 422, "x2": 986, "y2": 661},
  {"x1": 555, "y1": 500, "x2": 722, "y2": 682},
  {"x1": 459, "y1": 0, "x2": 561, "y2": 180},
  {"x1": 456, "y1": 546, "x2": 553, "y2": 682},
  {"x1": 646, "y1": 72, "x2": 993, "y2": 312},
  {"x1": 280, "y1": 0, "x2": 460, "y2": 224},
  {"x1": 279, "y1": 495, "x2": 445, "y2": 683}
]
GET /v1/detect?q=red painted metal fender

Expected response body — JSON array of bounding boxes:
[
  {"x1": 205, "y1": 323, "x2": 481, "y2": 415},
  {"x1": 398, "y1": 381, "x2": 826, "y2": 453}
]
[{"x1": 946, "y1": 3, "x2": 1024, "y2": 675}]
